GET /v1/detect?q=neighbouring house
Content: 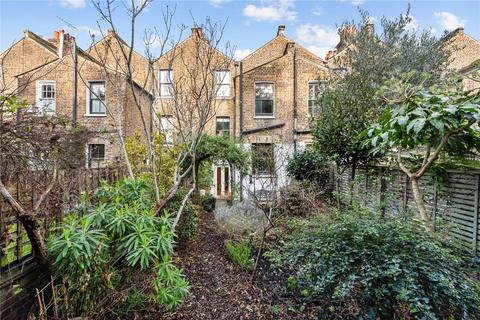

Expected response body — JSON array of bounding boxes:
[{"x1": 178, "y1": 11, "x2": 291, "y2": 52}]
[
  {"x1": 325, "y1": 25, "x2": 480, "y2": 90},
  {"x1": 1, "y1": 29, "x2": 152, "y2": 169},
  {"x1": 441, "y1": 27, "x2": 480, "y2": 90}
]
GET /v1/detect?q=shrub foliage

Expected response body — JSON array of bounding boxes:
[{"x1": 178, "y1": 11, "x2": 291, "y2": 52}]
[
  {"x1": 48, "y1": 179, "x2": 188, "y2": 318},
  {"x1": 225, "y1": 240, "x2": 254, "y2": 270},
  {"x1": 265, "y1": 212, "x2": 480, "y2": 319}
]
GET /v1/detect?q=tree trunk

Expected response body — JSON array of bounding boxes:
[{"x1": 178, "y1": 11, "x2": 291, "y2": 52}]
[
  {"x1": 251, "y1": 228, "x2": 267, "y2": 283},
  {"x1": 18, "y1": 214, "x2": 53, "y2": 278},
  {"x1": 0, "y1": 179, "x2": 53, "y2": 277},
  {"x1": 410, "y1": 177, "x2": 430, "y2": 224},
  {"x1": 349, "y1": 158, "x2": 357, "y2": 206}
]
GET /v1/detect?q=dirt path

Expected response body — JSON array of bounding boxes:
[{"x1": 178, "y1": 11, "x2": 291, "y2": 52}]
[{"x1": 161, "y1": 211, "x2": 273, "y2": 320}]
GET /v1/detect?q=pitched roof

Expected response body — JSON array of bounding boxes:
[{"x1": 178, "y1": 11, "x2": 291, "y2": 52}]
[{"x1": 12, "y1": 29, "x2": 153, "y2": 98}]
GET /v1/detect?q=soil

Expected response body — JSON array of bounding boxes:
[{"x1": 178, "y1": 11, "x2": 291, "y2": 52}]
[{"x1": 160, "y1": 211, "x2": 275, "y2": 320}]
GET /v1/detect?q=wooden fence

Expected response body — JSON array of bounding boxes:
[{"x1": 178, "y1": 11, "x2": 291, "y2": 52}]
[
  {"x1": 0, "y1": 167, "x2": 122, "y2": 320},
  {"x1": 337, "y1": 166, "x2": 480, "y2": 255}
]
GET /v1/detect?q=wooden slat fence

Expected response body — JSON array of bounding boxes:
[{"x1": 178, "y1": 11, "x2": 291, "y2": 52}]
[
  {"x1": 0, "y1": 167, "x2": 122, "y2": 320},
  {"x1": 337, "y1": 166, "x2": 480, "y2": 255}
]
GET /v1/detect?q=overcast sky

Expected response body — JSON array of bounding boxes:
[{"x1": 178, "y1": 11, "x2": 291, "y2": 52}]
[{"x1": 1, "y1": 0, "x2": 479, "y2": 60}]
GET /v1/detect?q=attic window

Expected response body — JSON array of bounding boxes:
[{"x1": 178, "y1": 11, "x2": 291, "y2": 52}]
[
  {"x1": 159, "y1": 69, "x2": 174, "y2": 98},
  {"x1": 215, "y1": 70, "x2": 230, "y2": 98}
]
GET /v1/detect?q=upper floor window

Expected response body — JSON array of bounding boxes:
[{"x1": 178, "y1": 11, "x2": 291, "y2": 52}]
[
  {"x1": 88, "y1": 81, "x2": 106, "y2": 115},
  {"x1": 252, "y1": 143, "x2": 275, "y2": 176},
  {"x1": 159, "y1": 115, "x2": 174, "y2": 145},
  {"x1": 87, "y1": 143, "x2": 105, "y2": 168},
  {"x1": 255, "y1": 83, "x2": 274, "y2": 117},
  {"x1": 308, "y1": 81, "x2": 326, "y2": 116},
  {"x1": 35, "y1": 80, "x2": 56, "y2": 114},
  {"x1": 215, "y1": 70, "x2": 230, "y2": 98},
  {"x1": 216, "y1": 116, "x2": 230, "y2": 136},
  {"x1": 159, "y1": 69, "x2": 174, "y2": 98}
]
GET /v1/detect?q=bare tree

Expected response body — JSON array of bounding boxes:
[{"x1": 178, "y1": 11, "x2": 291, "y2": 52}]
[
  {"x1": 247, "y1": 143, "x2": 293, "y2": 281},
  {"x1": 90, "y1": 0, "x2": 234, "y2": 230}
]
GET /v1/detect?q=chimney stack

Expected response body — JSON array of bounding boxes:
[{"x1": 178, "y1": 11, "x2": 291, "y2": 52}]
[
  {"x1": 277, "y1": 25, "x2": 286, "y2": 36},
  {"x1": 325, "y1": 50, "x2": 336, "y2": 60},
  {"x1": 191, "y1": 27, "x2": 203, "y2": 38},
  {"x1": 336, "y1": 25, "x2": 356, "y2": 52},
  {"x1": 53, "y1": 30, "x2": 75, "y2": 58},
  {"x1": 365, "y1": 23, "x2": 374, "y2": 36}
]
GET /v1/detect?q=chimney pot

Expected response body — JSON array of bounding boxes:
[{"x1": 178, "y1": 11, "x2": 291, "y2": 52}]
[
  {"x1": 365, "y1": 23, "x2": 374, "y2": 36},
  {"x1": 277, "y1": 25, "x2": 286, "y2": 36},
  {"x1": 191, "y1": 27, "x2": 203, "y2": 37}
]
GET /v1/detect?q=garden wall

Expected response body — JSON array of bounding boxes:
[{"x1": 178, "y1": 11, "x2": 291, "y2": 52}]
[{"x1": 337, "y1": 166, "x2": 480, "y2": 255}]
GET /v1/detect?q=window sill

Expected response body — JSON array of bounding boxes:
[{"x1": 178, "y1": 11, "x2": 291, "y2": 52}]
[
  {"x1": 253, "y1": 116, "x2": 275, "y2": 119},
  {"x1": 84, "y1": 114, "x2": 107, "y2": 117},
  {"x1": 157, "y1": 96, "x2": 174, "y2": 99},
  {"x1": 252, "y1": 174, "x2": 276, "y2": 178},
  {"x1": 215, "y1": 96, "x2": 233, "y2": 100}
]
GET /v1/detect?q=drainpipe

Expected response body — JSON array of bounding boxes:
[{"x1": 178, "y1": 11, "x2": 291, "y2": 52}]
[
  {"x1": 293, "y1": 47, "x2": 298, "y2": 153},
  {"x1": 239, "y1": 61, "x2": 244, "y2": 141},
  {"x1": 239, "y1": 61, "x2": 245, "y2": 201},
  {"x1": 71, "y1": 37, "x2": 77, "y2": 123},
  {"x1": 233, "y1": 63, "x2": 237, "y2": 139}
]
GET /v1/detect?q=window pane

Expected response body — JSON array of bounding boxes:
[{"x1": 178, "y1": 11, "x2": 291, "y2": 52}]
[
  {"x1": 255, "y1": 83, "x2": 273, "y2": 99},
  {"x1": 255, "y1": 100, "x2": 273, "y2": 116},
  {"x1": 91, "y1": 83, "x2": 105, "y2": 100},
  {"x1": 308, "y1": 83, "x2": 319, "y2": 100},
  {"x1": 160, "y1": 70, "x2": 173, "y2": 83},
  {"x1": 91, "y1": 100, "x2": 105, "y2": 113},
  {"x1": 42, "y1": 84, "x2": 55, "y2": 99},
  {"x1": 160, "y1": 116, "x2": 173, "y2": 144},
  {"x1": 216, "y1": 117, "x2": 230, "y2": 134},
  {"x1": 160, "y1": 84, "x2": 174, "y2": 97},
  {"x1": 89, "y1": 144, "x2": 105, "y2": 160},
  {"x1": 215, "y1": 71, "x2": 230, "y2": 85},
  {"x1": 217, "y1": 84, "x2": 230, "y2": 97},
  {"x1": 252, "y1": 144, "x2": 274, "y2": 175}
]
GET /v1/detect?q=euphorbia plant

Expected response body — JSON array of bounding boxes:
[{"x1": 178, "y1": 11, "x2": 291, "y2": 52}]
[{"x1": 362, "y1": 78, "x2": 480, "y2": 226}]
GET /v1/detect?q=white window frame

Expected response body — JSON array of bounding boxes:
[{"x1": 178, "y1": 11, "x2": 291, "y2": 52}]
[
  {"x1": 85, "y1": 80, "x2": 107, "y2": 117},
  {"x1": 86, "y1": 143, "x2": 106, "y2": 169},
  {"x1": 159, "y1": 115, "x2": 174, "y2": 145},
  {"x1": 215, "y1": 70, "x2": 230, "y2": 98},
  {"x1": 35, "y1": 80, "x2": 56, "y2": 115},
  {"x1": 253, "y1": 82, "x2": 275, "y2": 119},
  {"x1": 307, "y1": 80, "x2": 326, "y2": 117},
  {"x1": 159, "y1": 69, "x2": 174, "y2": 98},
  {"x1": 215, "y1": 116, "x2": 230, "y2": 135}
]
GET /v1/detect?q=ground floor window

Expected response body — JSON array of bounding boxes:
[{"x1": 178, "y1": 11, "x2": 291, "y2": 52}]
[
  {"x1": 252, "y1": 143, "x2": 275, "y2": 176},
  {"x1": 87, "y1": 144, "x2": 105, "y2": 168}
]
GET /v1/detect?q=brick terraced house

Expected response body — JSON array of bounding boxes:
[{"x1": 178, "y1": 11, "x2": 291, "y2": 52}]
[
  {"x1": 1, "y1": 25, "x2": 478, "y2": 201},
  {"x1": 1, "y1": 29, "x2": 152, "y2": 169}
]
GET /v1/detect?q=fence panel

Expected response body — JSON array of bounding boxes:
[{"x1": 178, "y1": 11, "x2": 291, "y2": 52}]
[
  {"x1": 0, "y1": 167, "x2": 122, "y2": 320},
  {"x1": 336, "y1": 166, "x2": 480, "y2": 255}
]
